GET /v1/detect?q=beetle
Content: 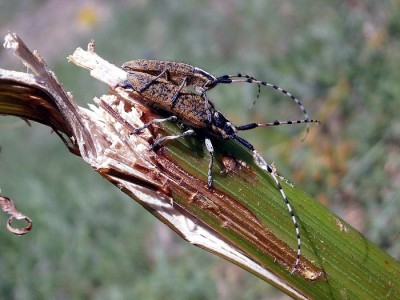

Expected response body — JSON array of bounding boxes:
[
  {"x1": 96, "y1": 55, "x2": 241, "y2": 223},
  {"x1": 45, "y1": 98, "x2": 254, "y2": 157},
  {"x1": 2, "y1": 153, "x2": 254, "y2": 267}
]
[
  {"x1": 119, "y1": 69, "x2": 320, "y2": 273},
  {"x1": 121, "y1": 59, "x2": 311, "y2": 133}
]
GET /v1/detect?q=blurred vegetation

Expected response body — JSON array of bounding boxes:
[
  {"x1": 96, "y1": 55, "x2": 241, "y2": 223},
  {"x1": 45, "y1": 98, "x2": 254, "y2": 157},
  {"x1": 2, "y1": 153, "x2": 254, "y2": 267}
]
[{"x1": 1, "y1": 0, "x2": 400, "y2": 299}]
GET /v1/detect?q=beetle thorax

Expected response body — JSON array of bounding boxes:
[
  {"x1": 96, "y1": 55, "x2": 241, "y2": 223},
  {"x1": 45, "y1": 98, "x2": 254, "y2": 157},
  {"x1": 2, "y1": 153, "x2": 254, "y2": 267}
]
[{"x1": 211, "y1": 111, "x2": 237, "y2": 139}]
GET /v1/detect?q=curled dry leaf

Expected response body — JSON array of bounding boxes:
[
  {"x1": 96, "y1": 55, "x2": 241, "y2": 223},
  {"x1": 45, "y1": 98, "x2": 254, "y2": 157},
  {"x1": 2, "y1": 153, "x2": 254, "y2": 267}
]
[{"x1": 0, "y1": 194, "x2": 32, "y2": 235}]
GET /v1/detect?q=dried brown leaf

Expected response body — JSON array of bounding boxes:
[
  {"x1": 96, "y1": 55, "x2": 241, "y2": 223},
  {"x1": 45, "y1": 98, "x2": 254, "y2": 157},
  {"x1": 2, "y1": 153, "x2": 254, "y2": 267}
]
[{"x1": 0, "y1": 194, "x2": 32, "y2": 235}]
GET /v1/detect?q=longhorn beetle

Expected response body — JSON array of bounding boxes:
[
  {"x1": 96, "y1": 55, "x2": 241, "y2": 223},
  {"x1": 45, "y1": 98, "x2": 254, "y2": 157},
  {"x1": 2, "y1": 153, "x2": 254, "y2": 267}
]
[
  {"x1": 119, "y1": 68, "x2": 319, "y2": 273},
  {"x1": 122, "y1": 59, "x2": 312, "y2": 135}
]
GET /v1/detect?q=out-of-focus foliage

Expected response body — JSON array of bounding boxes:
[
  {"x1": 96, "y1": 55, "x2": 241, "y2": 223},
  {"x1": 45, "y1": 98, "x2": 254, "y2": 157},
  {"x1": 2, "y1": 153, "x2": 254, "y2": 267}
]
[{"x1": 0, "y1": 1, "x2": 399, "y2": 299}]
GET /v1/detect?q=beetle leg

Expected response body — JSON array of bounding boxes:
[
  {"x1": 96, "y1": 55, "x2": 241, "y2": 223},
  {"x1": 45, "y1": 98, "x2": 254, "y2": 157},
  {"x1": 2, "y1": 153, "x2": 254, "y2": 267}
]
[
  {"x1": 132, "y1": 116, "x2": 178, "y2": 134},
  {"x1": 151, "y1": 129, "x2": 195, "y2": 150},
  {"x1": 204, "y1": 137, "x2": 214, "y2": 189},
  {"x1": 171, "y1": 76, "x2": 189, "y2": 105},
  {"x1": 139, "y1": 69, "x2": 170, "y2": 93},
  {"x1": 201, "y1": 92, "x2": 213, "y2": 124}
]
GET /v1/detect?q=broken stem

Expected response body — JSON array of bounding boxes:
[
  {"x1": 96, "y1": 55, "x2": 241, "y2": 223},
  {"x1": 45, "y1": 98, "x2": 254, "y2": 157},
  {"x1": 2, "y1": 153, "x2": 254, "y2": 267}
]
[{"x1": 1, "y1": 33, "x2": 399, "y2": 300}]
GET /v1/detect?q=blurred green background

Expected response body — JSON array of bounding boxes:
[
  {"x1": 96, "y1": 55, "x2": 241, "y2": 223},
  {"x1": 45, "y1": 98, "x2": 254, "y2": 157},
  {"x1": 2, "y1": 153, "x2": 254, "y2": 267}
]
[{"x1": 1, "y1": 1, "x2": 400, "y2": 299}]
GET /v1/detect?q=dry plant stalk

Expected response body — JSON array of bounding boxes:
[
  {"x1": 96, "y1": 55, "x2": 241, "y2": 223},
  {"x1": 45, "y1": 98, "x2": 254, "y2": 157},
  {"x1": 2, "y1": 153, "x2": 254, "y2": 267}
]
[
  {"x1": 2, "y1": 33, "x2": 400, "y2": 300},
  {"x1": 1, "y1": 33, "x2": 310, "y2": 299}
]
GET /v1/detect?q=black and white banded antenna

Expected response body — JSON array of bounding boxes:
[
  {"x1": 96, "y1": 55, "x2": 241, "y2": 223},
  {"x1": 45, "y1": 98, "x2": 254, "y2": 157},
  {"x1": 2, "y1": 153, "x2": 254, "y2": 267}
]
[{"x1": 215, "y1": 74, "x2": 312, "y2": 140}]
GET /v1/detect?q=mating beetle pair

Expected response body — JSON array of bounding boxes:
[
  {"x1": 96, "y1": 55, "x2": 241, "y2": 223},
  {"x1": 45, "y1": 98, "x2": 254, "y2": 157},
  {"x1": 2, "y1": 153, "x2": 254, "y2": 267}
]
[{"x1": 120, "y1": 59, "x2": 320, "y2": 273}]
